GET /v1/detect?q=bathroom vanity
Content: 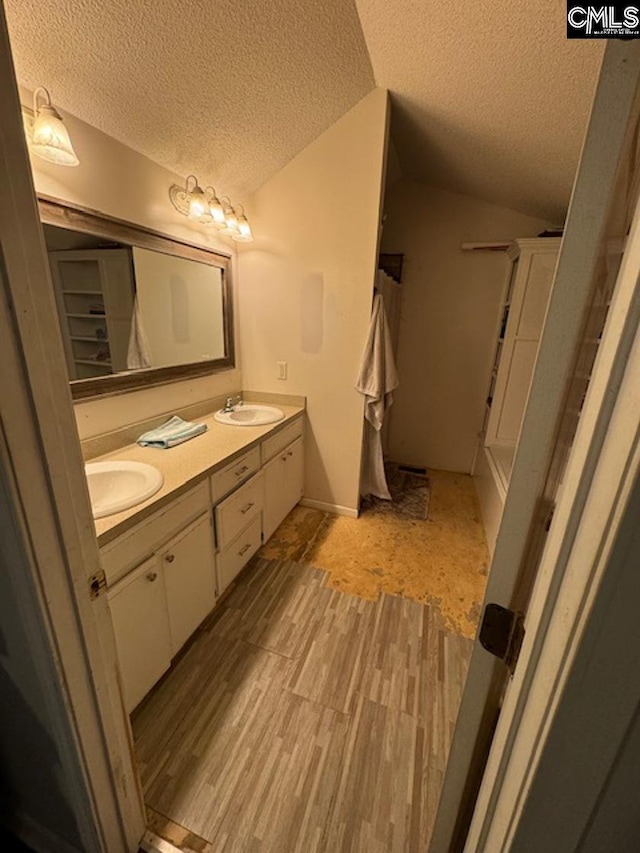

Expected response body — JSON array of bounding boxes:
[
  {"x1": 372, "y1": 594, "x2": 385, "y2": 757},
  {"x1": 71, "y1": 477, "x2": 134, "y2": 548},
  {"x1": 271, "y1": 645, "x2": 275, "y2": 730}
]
[{"x1": 92, "y1": 404, "x2": 304, "y2": 712}]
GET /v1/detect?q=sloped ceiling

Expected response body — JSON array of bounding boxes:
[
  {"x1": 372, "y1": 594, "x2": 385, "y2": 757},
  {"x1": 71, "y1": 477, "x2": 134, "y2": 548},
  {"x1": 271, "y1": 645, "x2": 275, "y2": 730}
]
[
  {"x1": 355, "y1": 0, "x2": 604, "y2": 221},
  {"x1": 5, "y1": 0, "x2": 603, "y2": 221},
  {"x1": 4, "y1": 0, "x2": 375, "y2": 202}
]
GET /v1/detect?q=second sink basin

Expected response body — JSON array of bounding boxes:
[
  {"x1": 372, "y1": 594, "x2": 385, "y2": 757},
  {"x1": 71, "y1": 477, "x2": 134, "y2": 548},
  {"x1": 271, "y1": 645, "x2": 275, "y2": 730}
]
[
  {"x1": 214, "y1": 404, "x2": 284, "y2": 426},
  {"x1": 85, "y1": 460, "x2": 164, "y2": 519}
]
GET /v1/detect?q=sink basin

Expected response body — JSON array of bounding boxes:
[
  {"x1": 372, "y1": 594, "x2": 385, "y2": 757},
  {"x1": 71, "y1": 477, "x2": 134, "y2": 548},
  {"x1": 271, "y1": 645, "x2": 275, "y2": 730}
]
[
  {"x1": 214, "y1": 404, "x2": 285, "y2": 426},
  {"x1": 85, "y1": 460, "x2": 164, "y2": 519}
]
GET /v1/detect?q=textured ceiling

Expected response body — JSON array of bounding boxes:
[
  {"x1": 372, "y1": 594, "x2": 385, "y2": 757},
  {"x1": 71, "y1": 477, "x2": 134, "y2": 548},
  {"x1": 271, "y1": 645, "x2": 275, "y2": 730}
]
[
  {"x1": 5, "y1": 0, "x2": 375, "y2": 201},
  {"x1": 6, "y1": 0, "x2": 603, "y2": 220},
  {"x1": 355, "y1": 0, "x2": 604, "y2": 221}
]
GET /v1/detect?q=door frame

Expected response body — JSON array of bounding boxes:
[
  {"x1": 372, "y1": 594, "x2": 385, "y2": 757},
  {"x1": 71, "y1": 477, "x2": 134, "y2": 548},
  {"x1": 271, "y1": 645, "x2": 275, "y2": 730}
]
[
  {"x1": 430, "y1": 41, "x2": 640, "y2": 852},
  {"x1": 0, "y1": 6, "x2": 145, "y2": 850},
  {"x1": 466, "y1": 156, "x2": 640, "y2": 850}
]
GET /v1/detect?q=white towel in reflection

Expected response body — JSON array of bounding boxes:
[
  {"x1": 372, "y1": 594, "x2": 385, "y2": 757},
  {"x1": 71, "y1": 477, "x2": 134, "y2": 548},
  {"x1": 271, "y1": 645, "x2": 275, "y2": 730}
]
[
  {"x1": 126, "y1": 294, "x2": 152, "y2": 370},
  {"x1": 356, "y1": 293, "x2": 399, "y2": 499}
]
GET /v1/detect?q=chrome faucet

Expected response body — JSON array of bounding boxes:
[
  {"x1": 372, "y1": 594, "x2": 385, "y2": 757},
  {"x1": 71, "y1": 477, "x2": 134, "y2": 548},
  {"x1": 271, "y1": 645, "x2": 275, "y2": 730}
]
[{"x1": 221, "y1": 395, "x2": 242, "y2": 413}]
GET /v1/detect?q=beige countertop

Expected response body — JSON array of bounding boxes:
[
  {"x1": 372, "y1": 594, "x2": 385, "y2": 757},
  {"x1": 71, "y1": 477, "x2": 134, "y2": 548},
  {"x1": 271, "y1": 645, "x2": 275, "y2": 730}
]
[{"x1": 92, "y1": 404, "x2": 305, "y2": 545}]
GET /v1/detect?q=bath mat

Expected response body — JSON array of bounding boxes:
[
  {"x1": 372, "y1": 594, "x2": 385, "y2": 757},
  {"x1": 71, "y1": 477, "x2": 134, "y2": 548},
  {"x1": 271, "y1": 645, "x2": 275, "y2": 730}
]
[{"x1": 361, "y1": 462, "x2": 430, "y2": 520}]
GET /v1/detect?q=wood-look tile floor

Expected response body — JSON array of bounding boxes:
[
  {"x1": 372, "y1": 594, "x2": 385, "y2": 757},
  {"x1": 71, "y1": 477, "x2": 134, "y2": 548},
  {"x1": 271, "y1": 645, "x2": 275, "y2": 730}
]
[
  {"x1": 133, "y1": 557, "x2": 473, "y2": 852},
  {"x1": 259, "y1": 469, "x2": 489, "y2": 639}
]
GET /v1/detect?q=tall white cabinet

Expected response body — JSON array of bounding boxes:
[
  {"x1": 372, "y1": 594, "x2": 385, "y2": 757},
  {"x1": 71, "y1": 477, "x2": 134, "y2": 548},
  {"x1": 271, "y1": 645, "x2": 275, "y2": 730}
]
[
  {"x1": 484, "y1": 238, "x2": 561, "y2": 451},
  {"x1": 48, "y1": 248, "x2": 134, "y2": 380}
]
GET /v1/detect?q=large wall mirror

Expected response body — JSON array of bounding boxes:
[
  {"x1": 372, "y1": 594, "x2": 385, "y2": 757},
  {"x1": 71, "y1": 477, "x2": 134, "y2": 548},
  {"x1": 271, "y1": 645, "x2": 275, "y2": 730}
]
[{"x1": 39, "y1": 197, "x2": 234, "y2": 400}]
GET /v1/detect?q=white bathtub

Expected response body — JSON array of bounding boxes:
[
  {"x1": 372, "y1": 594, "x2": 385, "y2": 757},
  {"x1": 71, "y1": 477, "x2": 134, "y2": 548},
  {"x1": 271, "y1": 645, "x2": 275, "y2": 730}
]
[{"x1": 473, "y1": 442, "x2": 515, "y2": 557}]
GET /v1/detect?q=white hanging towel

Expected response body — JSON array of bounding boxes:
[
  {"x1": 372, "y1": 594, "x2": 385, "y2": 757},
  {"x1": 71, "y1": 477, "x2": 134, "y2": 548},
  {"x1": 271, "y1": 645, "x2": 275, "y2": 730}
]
[
  {"x1": 126, "y1": 293, "x2": 152, "y2": 370},
  {"x1": 356, "y1": 292, "x2": 399, "y2": 499}
]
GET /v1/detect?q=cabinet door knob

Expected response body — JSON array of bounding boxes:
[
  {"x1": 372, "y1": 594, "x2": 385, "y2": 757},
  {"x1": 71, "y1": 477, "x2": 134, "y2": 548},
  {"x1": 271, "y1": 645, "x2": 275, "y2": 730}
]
[
  {"x1": 165, "y1": 554, "x2": 175, "y2": 563},
  {"x1": 281, "y1": 455, "x2": 288, "y2": 461},
  {"x1": 241, "y1": 501, "x2": 255, "y2": 515},
  {"x1": 287, "y1": 450, "x2": 293, "y2": 457},
  {"x1": 235, "y1": 465, "x2": 249, "y2": 477},
  {"x1": 146, "y1": 572, "x2": 158, "y2": 582},
  {"x1": 238, "y1": 543, "x2": 251, "y2": 556}
]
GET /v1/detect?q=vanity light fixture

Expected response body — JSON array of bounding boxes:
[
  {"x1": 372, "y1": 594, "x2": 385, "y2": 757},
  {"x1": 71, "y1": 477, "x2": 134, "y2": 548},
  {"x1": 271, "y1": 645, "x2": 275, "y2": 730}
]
[
  {"x1": 28, "y1": 87, "x2": 79, "y2": 166},
  {"x1": 232, "y1": 206, "x2": 253, "y2": 242},
  {"x1": 169, "y1": 177, "x2": 254, "y2": 240}
]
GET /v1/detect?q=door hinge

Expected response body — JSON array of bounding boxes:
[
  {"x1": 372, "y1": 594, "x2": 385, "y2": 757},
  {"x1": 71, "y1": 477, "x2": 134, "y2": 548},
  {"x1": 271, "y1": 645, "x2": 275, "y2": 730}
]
[
  {"x1": 479, "y1": 602, "x2": 525, "y2": 673},
  {"x1": 89, "y1": 569, "x2": 107, "y2": 600}
]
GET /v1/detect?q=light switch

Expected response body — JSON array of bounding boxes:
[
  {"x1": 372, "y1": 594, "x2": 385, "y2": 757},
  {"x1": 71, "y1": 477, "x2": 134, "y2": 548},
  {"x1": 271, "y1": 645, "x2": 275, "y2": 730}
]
[{"x1": 277, "y1": 361, "x2": 287, "y2": 380}]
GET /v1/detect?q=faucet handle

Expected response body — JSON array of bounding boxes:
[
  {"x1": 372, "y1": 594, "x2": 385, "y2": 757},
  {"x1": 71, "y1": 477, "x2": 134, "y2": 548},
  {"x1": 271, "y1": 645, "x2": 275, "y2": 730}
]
[{"x1": 222, "y1": 394, "x2": 242, "y2": 413}]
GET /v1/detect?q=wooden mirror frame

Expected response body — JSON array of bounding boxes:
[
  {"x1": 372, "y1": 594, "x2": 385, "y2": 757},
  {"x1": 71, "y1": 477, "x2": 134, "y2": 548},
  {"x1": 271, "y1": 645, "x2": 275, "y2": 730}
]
[{"x1": 38, "y1": 195, "x2": 235, "y2": 400}]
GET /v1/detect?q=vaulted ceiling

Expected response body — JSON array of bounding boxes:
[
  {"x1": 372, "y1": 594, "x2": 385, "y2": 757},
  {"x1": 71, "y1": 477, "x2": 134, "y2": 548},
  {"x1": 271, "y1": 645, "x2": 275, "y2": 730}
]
[{"x1": 5, "y1": 0, "x2": 603, "y2": 222}]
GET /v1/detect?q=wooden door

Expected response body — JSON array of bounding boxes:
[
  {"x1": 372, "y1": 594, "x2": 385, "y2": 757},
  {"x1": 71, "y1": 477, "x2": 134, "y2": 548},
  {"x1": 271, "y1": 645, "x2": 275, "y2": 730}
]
[
  {"x1": 161, "y1": 512, "x2": 217, "y2": 654},
  {"x1": 431, "y1": 42, "x2": 640, "y2": 852}
]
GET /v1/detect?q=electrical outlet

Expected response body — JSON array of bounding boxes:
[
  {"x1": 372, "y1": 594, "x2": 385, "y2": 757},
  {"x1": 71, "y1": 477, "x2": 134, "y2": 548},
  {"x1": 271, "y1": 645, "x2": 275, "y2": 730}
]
[{"x1": 277, "y1": 361, "x2": 287, "y2": 380}]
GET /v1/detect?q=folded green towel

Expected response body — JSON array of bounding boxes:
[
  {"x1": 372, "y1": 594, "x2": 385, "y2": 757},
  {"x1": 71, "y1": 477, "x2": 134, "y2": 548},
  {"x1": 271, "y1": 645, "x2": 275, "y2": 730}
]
[{"x1": 137, "y1": 415, "x2": 207, "y2": 449}]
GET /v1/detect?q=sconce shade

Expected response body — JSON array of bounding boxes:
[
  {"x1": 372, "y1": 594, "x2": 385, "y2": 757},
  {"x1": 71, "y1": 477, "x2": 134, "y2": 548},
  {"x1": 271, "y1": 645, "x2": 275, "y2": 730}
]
[
  {"x1": 30, "y1": 88, "x2": 79, "y2": 167},
  {"x1": 207, "y1": 188, "x2": 227, "y2": 228},
  {"x1": 221, "y1": 201, "x2": 239, "y2": 236},
  {"x1": 187, "y1": 180, "x2": 212, "y2": 222},
  {"x1": 233, "y1": 213, "x2": 253, "y2": 242}
]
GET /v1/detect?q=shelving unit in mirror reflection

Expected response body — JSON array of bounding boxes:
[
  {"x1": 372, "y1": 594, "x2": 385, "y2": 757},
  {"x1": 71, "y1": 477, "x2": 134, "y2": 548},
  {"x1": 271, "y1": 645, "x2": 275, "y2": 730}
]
[{"x1": 48, "y1": 249, "x2": 134, "y2": 380}]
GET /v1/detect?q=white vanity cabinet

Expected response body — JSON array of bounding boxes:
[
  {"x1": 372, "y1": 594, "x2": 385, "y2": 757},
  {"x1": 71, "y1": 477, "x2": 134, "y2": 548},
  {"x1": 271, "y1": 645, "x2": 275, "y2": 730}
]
[
  {"x1": 102, "y1": 480, "x2": 215, "y2": 712},
  {"x1": 262, "y1": 435, "x2": 304, "y2": 541},
  {"x1": 107, "y1": 556, "x2": 172, "y2": 713},
  {"x1": 161, "y1": 512, "x2": 216, "y2": 654},
  {"x1": 102, "y1": 412, "x2": 305, "y2": 712}
]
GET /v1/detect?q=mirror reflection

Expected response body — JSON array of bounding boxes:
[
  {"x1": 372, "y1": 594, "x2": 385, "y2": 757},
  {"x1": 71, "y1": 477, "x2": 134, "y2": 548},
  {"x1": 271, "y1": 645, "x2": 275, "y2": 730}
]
[{"x1": 44, "y1": 223, "x2": 225, "y2": 381}]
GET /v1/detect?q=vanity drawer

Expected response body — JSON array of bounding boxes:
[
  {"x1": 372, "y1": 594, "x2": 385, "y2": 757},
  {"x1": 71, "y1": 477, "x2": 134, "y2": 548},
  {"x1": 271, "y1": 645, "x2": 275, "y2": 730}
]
[
  {"x1": 261, "y1": 417, "x2": 304, "y2": 464},
  {"x1": 210, "y1": 446, "x2": 261, "y2": 503},
  {"x1": 215, "y1": 471, "x2": 264, "y2": 550},
  {"x1": 100, "y1": 480, "x2": 209, "y2": 586},
  {"x1": 217, "y1": 515, "x2": 262, "y2": 594}
]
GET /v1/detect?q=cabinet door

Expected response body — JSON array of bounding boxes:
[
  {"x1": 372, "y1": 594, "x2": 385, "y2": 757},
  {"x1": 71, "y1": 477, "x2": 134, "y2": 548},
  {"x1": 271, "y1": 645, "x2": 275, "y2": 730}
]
[
  {"x1": 107, "y1": 556, "x2": 172, "y2": 713},
  {"x1": 262, "y1": 452, "x2": 288, "y2": 541},
  {"x1": 263, "y1": 437, "x2": 304, "y2": 541},
  {"x1": 161, "y1": 512, "x2": 216, "y2": 655},
  {"x1": 284, "y1": 437, "x2": 304, "y2": 514}
]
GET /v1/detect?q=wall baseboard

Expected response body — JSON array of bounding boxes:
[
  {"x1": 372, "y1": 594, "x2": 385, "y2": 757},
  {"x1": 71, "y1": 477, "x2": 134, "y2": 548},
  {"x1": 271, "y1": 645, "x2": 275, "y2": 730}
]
[{"x1": 300, "y1": 498, "x2": 359, "y2": 518}]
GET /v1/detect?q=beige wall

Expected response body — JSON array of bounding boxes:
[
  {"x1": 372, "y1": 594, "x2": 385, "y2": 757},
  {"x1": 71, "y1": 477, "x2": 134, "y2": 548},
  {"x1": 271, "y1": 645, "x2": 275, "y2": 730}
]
[
  {"x1": 22, "y1": 88, "x2": 242, "y2": 439},
  {"x1": 382, "y1": 181, "x2": 549, "y2": 473},
  {"x1": 238, "y1": 89, "x2": 389, "y2": 514}
]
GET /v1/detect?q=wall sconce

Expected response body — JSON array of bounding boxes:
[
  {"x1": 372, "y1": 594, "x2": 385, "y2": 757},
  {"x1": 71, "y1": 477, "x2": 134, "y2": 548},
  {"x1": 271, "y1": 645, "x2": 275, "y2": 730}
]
[
  {"x1": 169, "y1": 176, "x2": 253, "y2": 241},
  {"x1": 26, "y1": 87, "x2": 79, "y2": 167}
]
